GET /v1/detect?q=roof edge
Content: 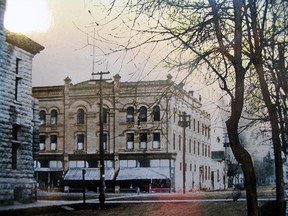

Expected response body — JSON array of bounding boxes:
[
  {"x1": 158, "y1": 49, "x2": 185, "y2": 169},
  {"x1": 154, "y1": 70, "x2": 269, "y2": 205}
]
[{"x1": 5, "y1": 29, "x2": 45, "y2": 55}]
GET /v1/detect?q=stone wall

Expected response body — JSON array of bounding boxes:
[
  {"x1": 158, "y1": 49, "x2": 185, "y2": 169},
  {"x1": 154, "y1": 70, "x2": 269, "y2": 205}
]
[{"x1": 0, "y1": 2, "x2": 44, "y2": 203}]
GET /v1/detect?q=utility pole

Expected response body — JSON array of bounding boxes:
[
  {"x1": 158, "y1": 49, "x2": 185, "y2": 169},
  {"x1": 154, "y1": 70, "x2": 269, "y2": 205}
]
[
  {"x1": 92, "y1": 71, "x2": 111, "y2": 209},
  {"x1": 179, "y1": 111, "x2": 190, "y2": 194}
]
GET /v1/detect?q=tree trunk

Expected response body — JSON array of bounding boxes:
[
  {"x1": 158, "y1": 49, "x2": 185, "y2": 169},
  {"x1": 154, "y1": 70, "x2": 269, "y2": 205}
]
[
  {"x1": 226, "y1": 116, "x2": 258, "y2": 216},
  {"x1": 247, "y1": 0, "x2": 285, "y2": 213},
  {"x1": 255, "y1": 64, "x2": 285, "y2": 216},
  {"x1": 225, "y1": 69, "x2": 259, "y2": 216}
]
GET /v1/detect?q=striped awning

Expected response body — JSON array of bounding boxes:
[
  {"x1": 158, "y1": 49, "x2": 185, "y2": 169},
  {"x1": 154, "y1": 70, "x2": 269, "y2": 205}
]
[{"x1": 116, "y1": 167, "x2": 170, "y2": 180}]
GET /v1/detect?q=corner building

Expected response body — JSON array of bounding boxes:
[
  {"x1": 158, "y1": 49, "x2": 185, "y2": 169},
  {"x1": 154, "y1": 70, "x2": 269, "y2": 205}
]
[
  {"x1": 0, "y1": 5, "x2": 44, "y2": 204},
  {"x1": 32, "y1": 74, "x2": 224, "y2": 192}
]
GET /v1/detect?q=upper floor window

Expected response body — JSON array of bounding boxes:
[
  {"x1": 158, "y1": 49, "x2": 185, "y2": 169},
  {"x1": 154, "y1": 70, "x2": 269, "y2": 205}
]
[
  {"x1": 14, "y1": 58, "x2": 22, "y2": 101},
  {"x1": 152, "y1": 105, "x2": 160, "y2": 121},
  {"x1": 77, "y1": 108, "x2": 85, "y2": 124},
  {"x1": 138, "y1": 106, "x2": 147, "y2": 122},
  {"x1": 126, "y1": 107, "x2": 134, "y2": 122},
  {"x1": 50, "y1": 109, "x2": 57, "y2": 125},
  {"x1": 39, "y1": 110, "x2": 46, "y2": 125},
  {"x1": 152, "y1": 132, "x2": 160, "y2": 149},
  {"x1": 127, "y1": 133, "x2": 134, "y2": 149},
  {"x1": 50, "y1": 135, "x2": 57, "y2": 151},
  {"x1": 139, "y1": 133, "x2": 147, "y2": 149},
  {"x1": 103, "y1": 133, "x2": 107, "y2": 150},
  {"x1": 76, "y1": 134, "x2": 84, "y2": 150},
  {"x1": 39, "y1": 135, "x2": 46, "y2": 151},
  {"x1": 173, "y1": 133, "x2": 176, "y2": 150},
  {"x1": 103, "y1": 108, "x2": 108, "y2": 124}
]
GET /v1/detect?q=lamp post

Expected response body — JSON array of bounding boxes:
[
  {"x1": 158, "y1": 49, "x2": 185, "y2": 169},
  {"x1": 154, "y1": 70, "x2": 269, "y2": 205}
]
[{"x1": 179, "y1": 111, "x2": 190, "y2": 194}]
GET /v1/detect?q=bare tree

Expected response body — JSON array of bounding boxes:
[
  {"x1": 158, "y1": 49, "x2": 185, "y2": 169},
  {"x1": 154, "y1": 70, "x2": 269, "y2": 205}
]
[{"x1": 89, "y1": 0, "x2": 288, "y2": 215}]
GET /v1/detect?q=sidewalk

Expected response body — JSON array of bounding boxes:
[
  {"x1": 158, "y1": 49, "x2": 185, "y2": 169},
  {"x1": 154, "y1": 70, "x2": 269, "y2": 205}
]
[{"x1": 0, "y1": 190, "x2": 287, "y2": 215}]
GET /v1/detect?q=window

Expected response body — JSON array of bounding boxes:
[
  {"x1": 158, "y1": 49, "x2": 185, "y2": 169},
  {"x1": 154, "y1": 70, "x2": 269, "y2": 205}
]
[
  {"x1": 193, "y1": 140, "x2": 196, "y2": 154},
  {"x1": 77, "y1": 108, "x2": 85, "y2": 124},
  {"x1": 12, "y1": 124, "x2": 20, "y2": 141},
  {"x1": 14, "y1": 58, "x2": 22, "y2": 101},
  {"x1": 152, "y1": 105, "x2": 160, "y2": 121},
  {"x1": 152, "y1": 132, "x2": 160, "y2": 149},
  {"x1": 76, "y1": 134, "x2": 84, "y2": 150},
  {"x1": 198, "y1": 142, "x2": 200, "y2": 155},
  {"x1": 202, "y1": 124, "x2": 204, "y2": 135},
  {"x1": 179, "y1": 135, "x2": 181, "y2": 151},
  {"x1": 50, "y1": 135, "x2": 57, "y2": 151},
  {"x1": 139, "y1": 159, "x2": 150, "y2": 167},
  {"x1": 126, "y1": 107, "x2": 134, "y2": 122},
  {"x1": 173, "y1": 108, "x2": 176, "y2": 123},
  {"x1": 202, "y1": 143, "x2": 204, "y2": 156},
  {"x1": 139, "y1": 133, "x2": 147, "y2": 149},
  {"x1": 39, "y1": 110, "x2": 46, "y2": 126},
  {"x1": 103, "y1": 133, "x2": 107, "y2": 150},
  {"x1": 189, "y1": 139, "x2": 192, "y2": 154},
  {"x1": 138, "y1": 106, "x2": 147, "y2": 122},
  {"x1": 39, "y1": 135, "x2": 46, "y2": 150},
  {"x1": 173, "y1": 133, "x2": 176, "y2": 150},
  {"x1": 12, "y1": 143, "x2": 18, "y2": 169},
  {"x1": 50, "y1": 109, "x2": 57, "y2": 125},
  {"x1": 103, "y1": 108, "x2": 108, "y2": 124},
  {"x1": 12, "y1": 124, "x2": 20, "y2": 169},
  {"x1": 127, "y1": 133, "x2": 134, "y2": 149}
]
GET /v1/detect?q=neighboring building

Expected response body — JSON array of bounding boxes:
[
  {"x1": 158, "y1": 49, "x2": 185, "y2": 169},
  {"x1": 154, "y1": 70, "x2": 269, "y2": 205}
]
[
  {"x1": 32, "y1": 74, "x2": 226, "y2": 193},
  {"x1": 0, "y1": 7, "x2": 44, "y2": 205}
]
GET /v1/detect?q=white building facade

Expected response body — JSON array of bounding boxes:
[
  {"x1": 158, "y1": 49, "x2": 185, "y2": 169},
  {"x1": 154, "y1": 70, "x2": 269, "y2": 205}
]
[{"x1": 32, "y1": 74, "x2": 226, "y2": 192}]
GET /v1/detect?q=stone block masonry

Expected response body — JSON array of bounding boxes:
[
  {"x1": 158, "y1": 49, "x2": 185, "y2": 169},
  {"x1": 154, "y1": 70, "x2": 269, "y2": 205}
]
[{"x1": 0, "y1": 1, "x2": 44, "y2": 205}]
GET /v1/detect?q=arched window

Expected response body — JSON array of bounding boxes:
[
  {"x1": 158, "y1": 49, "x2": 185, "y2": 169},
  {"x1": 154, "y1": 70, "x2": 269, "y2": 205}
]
[
  {"x1": 50, "y1": 109, "x2": 57, "y2": 125},
  {"x1": 153, "y1": 105, "x2": 160, "y2": 121},
  {"x1": 138, "y1": 106, "x2": 147, "y2": 122},
  {"x1": 103, "y1": 108, "x2": 108, "y2": 124},
  {"x1": 126, "y1": 107, "x2": 134, "y2": 122},
  {"x1": 39, "y1": 110, "x2": 46, "y2": 125},
  {"x1": 77, "y1": 108, "x2": 85, "y2": 124}
]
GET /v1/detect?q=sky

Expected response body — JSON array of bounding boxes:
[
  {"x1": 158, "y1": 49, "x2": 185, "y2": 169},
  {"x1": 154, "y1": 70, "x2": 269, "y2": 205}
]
[
  {"x1": 4, "y1": 0, "x2": 229, "y2": 148},
  {"x1": 4, "y1": 0, "x2": 181, "y2": 87},
  {"x1": 5, "y1": 0, "x2": 105, "y2": 86}
]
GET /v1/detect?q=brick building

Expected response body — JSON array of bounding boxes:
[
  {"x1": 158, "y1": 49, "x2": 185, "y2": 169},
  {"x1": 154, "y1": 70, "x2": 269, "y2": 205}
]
[
  {"x1": 32, "y1": 74, "x2": 226, "y2": 193},
  {"x1": 0, "y1": 2, "x2": 44, "y2": 204}
]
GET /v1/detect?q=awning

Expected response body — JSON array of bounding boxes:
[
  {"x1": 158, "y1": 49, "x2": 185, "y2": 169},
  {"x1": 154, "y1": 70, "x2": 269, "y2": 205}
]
[
  {"x1": 64, "y1": 168, "x2": 115, "y2": 181},
  {"x1": 116, "y1": 167, "x2": 170, "y2": 180}
]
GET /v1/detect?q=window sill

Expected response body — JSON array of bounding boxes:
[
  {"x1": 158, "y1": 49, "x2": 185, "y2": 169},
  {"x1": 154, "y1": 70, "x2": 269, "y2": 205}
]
[{"x1": 13, "y1": 100, "x2": 22, "y2": 106}]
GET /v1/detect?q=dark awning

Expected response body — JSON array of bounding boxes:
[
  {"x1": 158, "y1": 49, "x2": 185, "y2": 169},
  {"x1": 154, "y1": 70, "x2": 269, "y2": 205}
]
[
  {"x1": 64, "y1": 168, "x2": 115, "y2": 181},
  {"x1": 116, "y1": 167, "x2": 170, "y2": 180}
]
